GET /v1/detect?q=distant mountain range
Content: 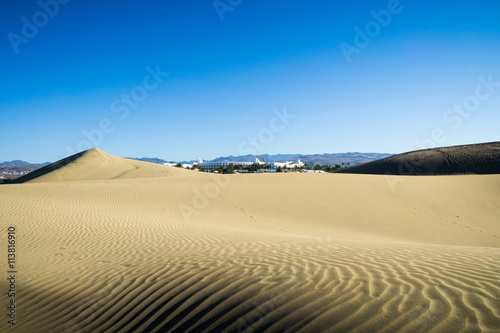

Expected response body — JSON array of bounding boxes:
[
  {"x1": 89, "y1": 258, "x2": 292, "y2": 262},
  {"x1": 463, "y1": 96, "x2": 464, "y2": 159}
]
[
  {"x1": 0, "y1": 161, "x2": 50, "y2": 179},
  {"x1": 208, "y1": 153, "x2": 393, "y2": 166},
  {"x1": 1, "y1": 152, "x2": 392, "y2": 179},
  {"x1": 127, "y1": 153, "x2": 393, "y2": 166}
]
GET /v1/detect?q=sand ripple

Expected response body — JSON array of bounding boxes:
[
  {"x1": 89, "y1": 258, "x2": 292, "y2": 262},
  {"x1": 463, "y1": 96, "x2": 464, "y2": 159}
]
[{"x1": 1, "y1": 174, "x2": 499, "y2": 332}]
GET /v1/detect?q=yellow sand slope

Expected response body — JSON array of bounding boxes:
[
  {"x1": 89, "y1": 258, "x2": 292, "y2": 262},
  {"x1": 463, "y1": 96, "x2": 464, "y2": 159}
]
[
  {"x1": 13, "y1": 148, "x2": 196, "y2": 183},
  {"x1": 0, "y1": 149, "x2": 499, "y2": 332}
]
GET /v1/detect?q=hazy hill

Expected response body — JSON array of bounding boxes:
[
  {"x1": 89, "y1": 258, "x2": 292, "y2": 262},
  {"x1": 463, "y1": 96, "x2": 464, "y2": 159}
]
[
  {"x1": 337, "y1": 142, "x2": 500, "y2": 175},
  {"x1": 1, "y1": 160, "x2": 36, "y2": 166},
  {"x1": 0, "y1": 160, "x2": 50, "y2": 179}
]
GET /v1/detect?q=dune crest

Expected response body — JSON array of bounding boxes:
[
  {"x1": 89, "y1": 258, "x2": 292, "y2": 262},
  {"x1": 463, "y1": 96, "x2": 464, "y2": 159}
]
[
  {"x1": 10, "y1": 147, "x2": 195, "y2": 183},
  {"x1": 338, "y1": 141, "x2": 500, "y2": 175}
]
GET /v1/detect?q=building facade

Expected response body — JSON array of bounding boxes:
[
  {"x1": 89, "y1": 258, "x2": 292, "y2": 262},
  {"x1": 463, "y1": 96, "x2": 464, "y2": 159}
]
[
  {"x1": 196, "y1": 158, "x2": 264, "y2": 170},
  {"x1": 270, "y1": 159, "x2": 304, "y2": 170}
]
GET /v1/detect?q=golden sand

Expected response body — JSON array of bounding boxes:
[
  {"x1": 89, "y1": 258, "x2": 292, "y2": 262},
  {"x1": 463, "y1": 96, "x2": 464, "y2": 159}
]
[{"x1": 1, "y1": 148, "x2": 499, "y2": 332}]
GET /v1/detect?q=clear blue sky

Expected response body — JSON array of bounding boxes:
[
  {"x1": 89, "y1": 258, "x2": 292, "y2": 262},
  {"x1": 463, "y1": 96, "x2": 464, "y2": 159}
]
[{"x1": 1, "y1": 0, "x2": 499, "y2": 163}]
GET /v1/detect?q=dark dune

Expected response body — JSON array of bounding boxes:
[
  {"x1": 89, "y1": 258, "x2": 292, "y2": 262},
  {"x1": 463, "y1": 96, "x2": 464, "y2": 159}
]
[{"x1": 337, "y1": 142, "x2": 500, "y2": 175}]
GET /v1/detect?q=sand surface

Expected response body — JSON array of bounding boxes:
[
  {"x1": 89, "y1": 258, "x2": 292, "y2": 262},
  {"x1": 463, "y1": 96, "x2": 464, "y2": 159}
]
[{"x1": 1, "y1": 148, "x2": 499, "y2": 332}]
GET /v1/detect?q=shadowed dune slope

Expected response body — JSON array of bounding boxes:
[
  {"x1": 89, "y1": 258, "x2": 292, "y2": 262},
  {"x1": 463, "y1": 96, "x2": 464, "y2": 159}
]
[
  {"x1": 337, "y1": 141, "x2": 500, "y2": 175},
  {"x1": 1, "y1": 148, "x2": 499, "y2": 332},
  {"x1": 7, "y1": 148, "x2": 196, "y2": 183}
]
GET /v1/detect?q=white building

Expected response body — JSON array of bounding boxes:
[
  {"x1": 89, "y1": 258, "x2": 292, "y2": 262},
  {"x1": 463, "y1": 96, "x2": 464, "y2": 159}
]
[
  {"x1": 270, "y1": 159, "x2": 305, "y2": 170},
  {"x1": 196, "y1": 158, "x2": 265, "y2": 170},
  {"x1": 163, "y1": 162, "x2": 193, "y2": 169}
]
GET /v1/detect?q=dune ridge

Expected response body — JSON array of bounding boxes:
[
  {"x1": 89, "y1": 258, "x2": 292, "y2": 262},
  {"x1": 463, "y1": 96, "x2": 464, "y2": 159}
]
[
  {"x1": 1, "y1": 148, "x2": 499, "y2": 332},
  {"x1": 9, "y1": 148, "x2": 195, "y2": 183},
  {"x1": 338, "y1": 141, "x2": 500, "y2": 175}
]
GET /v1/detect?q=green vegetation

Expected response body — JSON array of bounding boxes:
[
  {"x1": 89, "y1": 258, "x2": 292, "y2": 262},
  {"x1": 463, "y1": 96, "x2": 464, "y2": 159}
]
[{"x1": 313, "y1": 164, "x2": 345, "y2": 172}]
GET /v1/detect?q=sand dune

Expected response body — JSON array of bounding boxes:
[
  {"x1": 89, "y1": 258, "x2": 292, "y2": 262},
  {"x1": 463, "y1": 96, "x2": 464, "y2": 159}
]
[
  {"x1": 1, "y1": 149, "x2": 499, "y2": 332},
  {"x1": 9, "y1": 148, "x2": 195, "y2": 183},
  {"x1": 338, "y1": 141, "x2": 500, "y2": 175}
]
